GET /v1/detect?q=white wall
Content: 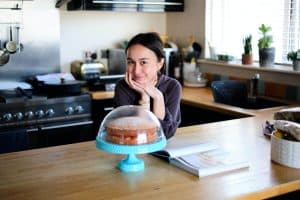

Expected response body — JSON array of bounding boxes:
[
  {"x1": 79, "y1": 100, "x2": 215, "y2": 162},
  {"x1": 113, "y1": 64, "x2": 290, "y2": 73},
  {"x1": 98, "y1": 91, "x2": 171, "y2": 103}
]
[
  {"x1": 59, "y1": 11, "x2": 166, "y2": 72},
  {"x1": 0, "y1": 0, "x2": 60, "y2": 81},
  {"x1": 167, "y1": 0, "x2": 205, "y2": 56}
]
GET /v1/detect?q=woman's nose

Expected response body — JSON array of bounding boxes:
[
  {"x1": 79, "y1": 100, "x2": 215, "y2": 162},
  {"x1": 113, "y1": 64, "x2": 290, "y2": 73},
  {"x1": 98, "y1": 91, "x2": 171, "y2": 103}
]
[{"x1": 133, "y1": 64, "x2": 142, "y2": 75}]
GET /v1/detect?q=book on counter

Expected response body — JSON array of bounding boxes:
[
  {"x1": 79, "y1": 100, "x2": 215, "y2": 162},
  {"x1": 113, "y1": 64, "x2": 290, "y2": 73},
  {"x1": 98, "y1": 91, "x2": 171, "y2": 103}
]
[{"x1": 152, "y1": 142, "x2": 249, "y2": 178}]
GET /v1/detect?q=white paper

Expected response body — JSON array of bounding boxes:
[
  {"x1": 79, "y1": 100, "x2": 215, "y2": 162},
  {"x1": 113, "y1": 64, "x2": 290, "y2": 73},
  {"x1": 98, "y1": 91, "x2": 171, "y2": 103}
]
[{"x1": 165, "y1": 142, "x2": 218, "y2": 158}]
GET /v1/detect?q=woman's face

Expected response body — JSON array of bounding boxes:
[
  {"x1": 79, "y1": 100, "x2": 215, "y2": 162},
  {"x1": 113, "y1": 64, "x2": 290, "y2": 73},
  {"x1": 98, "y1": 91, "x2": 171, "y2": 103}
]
[{"x1": 126, "y1": 44, "x2": 164, "y2": 85}]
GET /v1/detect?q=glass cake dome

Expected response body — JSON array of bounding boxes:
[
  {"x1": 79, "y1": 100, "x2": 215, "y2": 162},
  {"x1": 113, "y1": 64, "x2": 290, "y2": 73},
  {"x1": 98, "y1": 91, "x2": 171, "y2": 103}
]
[
  {"x1": 96, "y1": 105, "x2": 167, "y2": 172},
  {"x1": 97, "y1": 105, "x2": 165, "y2": 145}
]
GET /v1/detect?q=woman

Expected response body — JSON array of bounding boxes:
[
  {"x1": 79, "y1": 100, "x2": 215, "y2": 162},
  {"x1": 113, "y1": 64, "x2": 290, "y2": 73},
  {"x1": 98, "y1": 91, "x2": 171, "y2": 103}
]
[{"x1": 114, "y1": 32, "x2": 182, "y2": 139}]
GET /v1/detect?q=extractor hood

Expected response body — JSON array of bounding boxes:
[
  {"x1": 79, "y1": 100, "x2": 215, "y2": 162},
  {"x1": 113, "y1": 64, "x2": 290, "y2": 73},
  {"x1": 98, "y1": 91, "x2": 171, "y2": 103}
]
[{"x1": 56, "y1": 0, "x2": 184, "y2": 12}]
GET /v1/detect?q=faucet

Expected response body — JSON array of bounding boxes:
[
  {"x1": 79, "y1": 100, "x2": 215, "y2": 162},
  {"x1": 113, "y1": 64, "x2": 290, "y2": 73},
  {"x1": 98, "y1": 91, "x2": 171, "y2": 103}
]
[{"x1": 249, "y1": 73, "x2": 260, "y2": 96}]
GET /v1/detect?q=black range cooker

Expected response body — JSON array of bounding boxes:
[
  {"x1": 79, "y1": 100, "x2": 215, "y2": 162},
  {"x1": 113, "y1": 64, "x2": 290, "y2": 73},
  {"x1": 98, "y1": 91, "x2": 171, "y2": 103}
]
[{"x1": 0, "y1": 84, "x2": 94, "y2": 154}]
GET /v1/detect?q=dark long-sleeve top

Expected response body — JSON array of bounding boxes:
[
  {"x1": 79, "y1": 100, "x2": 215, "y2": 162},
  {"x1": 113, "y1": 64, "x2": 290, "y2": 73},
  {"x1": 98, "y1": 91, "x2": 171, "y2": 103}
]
[{"x1": 113, "y1": 75, "x2": 182, "y2": 139}]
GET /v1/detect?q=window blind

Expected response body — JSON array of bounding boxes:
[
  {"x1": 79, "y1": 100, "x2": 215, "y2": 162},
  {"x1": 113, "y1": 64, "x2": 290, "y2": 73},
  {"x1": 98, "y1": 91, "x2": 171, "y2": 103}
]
[{"x1": 205, "y1": 0, "x2": 300, "y2": 64}]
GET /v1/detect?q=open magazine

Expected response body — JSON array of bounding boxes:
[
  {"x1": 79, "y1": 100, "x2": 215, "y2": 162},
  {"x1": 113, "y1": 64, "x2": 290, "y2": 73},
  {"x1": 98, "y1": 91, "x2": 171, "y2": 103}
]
[{"x1": 152, "y1": 142, "x2": 249, "y2": 177}]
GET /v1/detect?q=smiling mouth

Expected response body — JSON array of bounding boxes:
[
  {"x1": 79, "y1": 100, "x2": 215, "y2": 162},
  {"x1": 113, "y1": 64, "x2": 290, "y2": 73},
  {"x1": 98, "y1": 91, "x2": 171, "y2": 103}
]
[{"x1": 133, "y1": 76, "x2": 144, "y2": 81}]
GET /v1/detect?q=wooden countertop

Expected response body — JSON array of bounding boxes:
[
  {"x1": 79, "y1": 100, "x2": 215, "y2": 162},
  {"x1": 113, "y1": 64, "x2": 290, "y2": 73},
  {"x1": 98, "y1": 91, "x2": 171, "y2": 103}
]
[
  {"x1": 1, "y1": 87, "x2": 300, "y2": 199},
  {"x1": 181, "y1": 87, "x2": 298, "y2": 117},
  {"x1": 88, "y1": 90, "x2": 114, "y2": 100}
]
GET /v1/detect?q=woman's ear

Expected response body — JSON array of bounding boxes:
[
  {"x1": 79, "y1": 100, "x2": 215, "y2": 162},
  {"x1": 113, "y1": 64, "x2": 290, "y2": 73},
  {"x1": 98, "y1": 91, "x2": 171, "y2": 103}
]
[{"x1": 157, "y1": 58, "x2": 165, "y2": 71}]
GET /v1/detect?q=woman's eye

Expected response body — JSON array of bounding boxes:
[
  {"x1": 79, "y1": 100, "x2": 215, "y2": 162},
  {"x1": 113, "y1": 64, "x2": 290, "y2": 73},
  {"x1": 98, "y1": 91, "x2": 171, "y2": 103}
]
[
  {"x1": 127, "y1": 60, "x2": 134, "y2": 65},
  {"x1": 140, "y1": 60, "x2": 148, "y2": 65}
]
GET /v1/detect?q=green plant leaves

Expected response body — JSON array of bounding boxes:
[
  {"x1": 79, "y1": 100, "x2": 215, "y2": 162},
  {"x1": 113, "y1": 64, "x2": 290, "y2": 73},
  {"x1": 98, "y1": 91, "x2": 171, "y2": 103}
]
[
  {"x1": 258, "y1": 24, "x2": 273, "y2": 49},
  {"x1": 287, "y1": 49, "x2": 300, "y2": 61},
  {"x1": 243, "y1": 35, "x2": 252, "y2": 54}
]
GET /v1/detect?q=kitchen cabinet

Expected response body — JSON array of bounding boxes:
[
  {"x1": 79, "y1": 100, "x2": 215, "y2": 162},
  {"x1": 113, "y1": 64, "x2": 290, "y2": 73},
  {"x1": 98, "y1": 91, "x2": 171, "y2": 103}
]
[
  {"x1": 57, "y1": 0, "x2": 184, "y2": 12},
  {"x1": 90, "y1": 98, "x2": 239, "y2": 130},
  {"x1": 0, "y1": 122, "x2": 94, "y2": 154},
  {"x1": 91, "y1": 98, "x2": 114, "y2": 135}
]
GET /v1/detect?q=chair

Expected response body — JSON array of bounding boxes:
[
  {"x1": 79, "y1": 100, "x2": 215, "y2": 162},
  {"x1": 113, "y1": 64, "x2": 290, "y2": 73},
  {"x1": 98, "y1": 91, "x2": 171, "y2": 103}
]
[{"x1": 211, "y1": 80, "x2": 248, "y2": 107}]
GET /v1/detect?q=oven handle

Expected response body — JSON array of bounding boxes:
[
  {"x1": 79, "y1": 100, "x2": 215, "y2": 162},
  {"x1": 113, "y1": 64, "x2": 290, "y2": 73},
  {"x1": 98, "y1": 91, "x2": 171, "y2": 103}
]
[
  {"x1": 26, "y1": 120, "x2": 93, "y2": 132},
  {"x1": 41, "y1": 120, "x2": 93, "y2": 130}
]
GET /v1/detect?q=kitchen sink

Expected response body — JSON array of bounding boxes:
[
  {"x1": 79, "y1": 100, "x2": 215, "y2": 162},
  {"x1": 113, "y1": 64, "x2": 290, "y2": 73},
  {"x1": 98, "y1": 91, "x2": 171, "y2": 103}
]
[
  {"x1": 180, "y1": 102, "x2": 248, "y2": 127},
  {"x1": 237, "y1": 96, "x2": 288, "y2": 109},
  {"x1": 211, "y1": 80, "x2": 289, "y2": 110}
]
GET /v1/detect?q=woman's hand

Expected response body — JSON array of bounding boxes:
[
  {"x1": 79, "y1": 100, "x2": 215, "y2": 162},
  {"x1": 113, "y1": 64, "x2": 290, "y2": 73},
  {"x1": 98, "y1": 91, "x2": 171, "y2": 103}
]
[
  {"x1": 125, "y1": 72, "x2": 145, "y2": 95},
  {"x1": 125, "y1": 72, "x2": 165, "y2": 119},
  {"x1": 125, "y1": 72, "x2": 161, "y2": 100}
]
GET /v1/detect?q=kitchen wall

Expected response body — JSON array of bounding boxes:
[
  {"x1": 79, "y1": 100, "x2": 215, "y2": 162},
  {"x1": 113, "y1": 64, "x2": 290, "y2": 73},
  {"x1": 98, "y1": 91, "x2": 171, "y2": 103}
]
[
  {"x1": 59, "y1": 6, "x2": 167, "y2": 72},
  {"x1": 1, "y1": 0, "x2": 206, "y2": 76},
  {"x1": 167, "y1": 0, "x2": 205, "y2": 53},
  {"x1": 0, "y1": 0, "x2": 60, "y2": 81},
  {"x1": 59, "y1": 0, "x2": 206, "y2": 72}
]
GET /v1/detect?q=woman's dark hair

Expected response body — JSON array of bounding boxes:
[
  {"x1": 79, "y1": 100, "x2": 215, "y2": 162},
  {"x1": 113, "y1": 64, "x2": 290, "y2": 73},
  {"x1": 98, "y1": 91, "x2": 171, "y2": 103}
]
[{"x1": 125, "y1": 32, "x2": 166, "y2": 74}]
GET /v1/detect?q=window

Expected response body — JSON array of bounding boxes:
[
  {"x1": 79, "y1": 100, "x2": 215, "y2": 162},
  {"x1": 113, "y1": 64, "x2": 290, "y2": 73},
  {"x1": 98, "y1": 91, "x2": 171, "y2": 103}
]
[{"x1": 205, "y1": 0, "x2": 300, "y2": 64}]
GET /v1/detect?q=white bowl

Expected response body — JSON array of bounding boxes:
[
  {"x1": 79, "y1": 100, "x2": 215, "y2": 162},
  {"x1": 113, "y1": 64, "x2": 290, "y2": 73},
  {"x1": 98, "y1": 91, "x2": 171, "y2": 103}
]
[{"x1": 271, "y1": 133, "x2": 300, "y2": 168}]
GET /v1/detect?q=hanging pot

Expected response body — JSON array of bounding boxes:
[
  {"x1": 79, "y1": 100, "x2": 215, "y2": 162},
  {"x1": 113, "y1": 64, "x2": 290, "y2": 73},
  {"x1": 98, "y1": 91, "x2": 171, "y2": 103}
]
[
  {"x1": 0, "y1": 40, "x2": 10, "y2": 66},
  {"x1": 5, "y1": 26, "x2": 18, "y2": 54}
]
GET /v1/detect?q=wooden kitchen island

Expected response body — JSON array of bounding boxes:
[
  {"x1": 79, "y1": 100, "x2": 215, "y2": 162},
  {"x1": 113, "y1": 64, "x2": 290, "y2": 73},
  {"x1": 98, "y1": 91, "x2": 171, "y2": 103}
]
[{"x1": 1, "y1": 87, "x2": 300, "y2": 199}]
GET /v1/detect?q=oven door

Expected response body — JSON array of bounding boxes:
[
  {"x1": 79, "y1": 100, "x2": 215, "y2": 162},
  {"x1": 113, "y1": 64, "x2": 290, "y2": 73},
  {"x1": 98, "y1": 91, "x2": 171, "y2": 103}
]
[
  {"x1": 27, "y1": 120, "x2": 94, "y2": 149},
  {"x1": 0, "y1": 128, "x2": 28, "y2": 153}
]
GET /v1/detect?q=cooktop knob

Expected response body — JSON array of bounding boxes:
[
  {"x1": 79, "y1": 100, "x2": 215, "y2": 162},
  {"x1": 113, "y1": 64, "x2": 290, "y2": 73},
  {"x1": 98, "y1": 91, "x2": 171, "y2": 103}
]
[
  {"x1": 75, "y1": 105, "x2": 84, "y2": 113},
  {"x1": 46, "y1": 109, "x2": 55, "y2": 117},
  {"x1": 14, "y1": 112, "x2": 23, "y2": 120},
  {"x1": 65, "y1": 107, "x2": 74, "y2": 115},
  {"x1": 3, "y1": 113, "x2": 13, "y2": 121},
  {"x1": 35, "y1": 110, "x2": 45, "y2": 118},
  {"x1": 25, "y1": 111, "x2": 34, "y2": 119}
]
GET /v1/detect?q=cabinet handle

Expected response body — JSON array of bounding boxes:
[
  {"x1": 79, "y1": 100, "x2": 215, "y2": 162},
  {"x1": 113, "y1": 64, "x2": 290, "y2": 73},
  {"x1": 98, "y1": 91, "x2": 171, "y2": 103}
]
[
  {"x1": 27, "y1": 128, "x2": 39, "y2": 133},
  {"x1": 104, "y1": 107, "x2": 114, "y2": 111}
]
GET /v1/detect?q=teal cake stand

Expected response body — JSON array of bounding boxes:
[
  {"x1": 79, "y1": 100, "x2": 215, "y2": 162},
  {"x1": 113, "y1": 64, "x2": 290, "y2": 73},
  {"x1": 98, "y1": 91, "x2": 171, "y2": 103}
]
[{"x1": 96, "y1": 133, "x2": 166, "y2": 172}]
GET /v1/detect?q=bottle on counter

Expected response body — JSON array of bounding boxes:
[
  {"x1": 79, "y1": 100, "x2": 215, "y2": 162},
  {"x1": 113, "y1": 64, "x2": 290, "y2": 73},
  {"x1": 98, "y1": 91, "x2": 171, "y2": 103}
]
[{"x1": 169, "y1": 52, "x2": 183, "y2": 85}]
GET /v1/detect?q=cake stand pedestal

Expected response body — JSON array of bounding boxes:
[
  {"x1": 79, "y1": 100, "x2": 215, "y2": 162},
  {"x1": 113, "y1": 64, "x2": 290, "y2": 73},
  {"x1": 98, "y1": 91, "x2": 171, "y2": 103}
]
[{"x1": 96, "y1": 134, "x2": 167, "y2": 172}]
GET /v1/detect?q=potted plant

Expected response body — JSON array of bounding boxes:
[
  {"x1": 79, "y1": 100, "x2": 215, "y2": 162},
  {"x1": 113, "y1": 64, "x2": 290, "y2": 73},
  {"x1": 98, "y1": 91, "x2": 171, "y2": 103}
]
[
  {"x1": 287, "y1": 49, "x2": 300, "y2": 71},
  {"x1": 258, "y1": 24, "x2": 275, "y2": 67},
  {"x1": 242, "y1": 35, "x2": 253, "y2": 65}
]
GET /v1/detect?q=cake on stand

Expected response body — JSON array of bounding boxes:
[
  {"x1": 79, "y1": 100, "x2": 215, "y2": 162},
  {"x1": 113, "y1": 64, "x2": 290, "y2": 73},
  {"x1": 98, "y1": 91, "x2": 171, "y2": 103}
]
[{"x1": 96, "y1": 105, "x2": 167, "y2": 172}]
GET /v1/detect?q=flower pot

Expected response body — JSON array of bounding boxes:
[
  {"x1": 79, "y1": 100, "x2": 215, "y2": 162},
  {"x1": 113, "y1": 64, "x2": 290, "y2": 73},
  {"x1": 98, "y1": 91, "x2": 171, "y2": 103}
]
[
  {"x1": 259, "y1": 47, "x2": 275, "y2": 67},
  {"x1": 293, "y1": 60, "x2": 300, "y2": 71},
  {"x1": 242, "y1": 53, "x2": 253, "y2": 65}
]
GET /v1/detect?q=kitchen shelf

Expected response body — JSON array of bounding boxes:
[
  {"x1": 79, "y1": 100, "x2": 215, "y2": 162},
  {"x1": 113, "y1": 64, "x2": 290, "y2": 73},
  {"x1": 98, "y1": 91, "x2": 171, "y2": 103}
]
[
  {"x1": 0, "y1": 0, "x2": 33, "y2": 10},
  {"x1": 198, "y1": 59, "x2": 300, "y2": 87},
  {"x1": 0, "y1": 22, "x2": 21, "y2": 25}
]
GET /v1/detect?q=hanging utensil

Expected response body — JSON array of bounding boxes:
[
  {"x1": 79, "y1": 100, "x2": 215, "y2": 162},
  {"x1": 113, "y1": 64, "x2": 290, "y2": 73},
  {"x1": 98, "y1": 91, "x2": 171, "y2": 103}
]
[
  {"x1": 15, "y1": 25, "x2": 23, "y2": 52},
  {"x1": 0, "y1": 40, "x2": 10, "y2": 66},
  {"x1": 5, "y1": 26, "x2": 18, "y2": 54}
]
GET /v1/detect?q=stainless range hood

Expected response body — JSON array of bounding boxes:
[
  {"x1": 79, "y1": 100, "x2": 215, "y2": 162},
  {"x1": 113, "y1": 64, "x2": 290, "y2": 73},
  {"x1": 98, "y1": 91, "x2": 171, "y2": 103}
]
[{"x1": 56, "y1": 0, "x2": 184, "y2": 12}]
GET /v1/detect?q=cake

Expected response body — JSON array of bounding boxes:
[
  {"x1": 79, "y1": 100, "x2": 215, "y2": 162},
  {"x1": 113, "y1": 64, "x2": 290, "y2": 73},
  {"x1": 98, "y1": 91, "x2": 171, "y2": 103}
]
[{"x1": 105, "y1": 116, "x2": 158, "y2": 145}]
